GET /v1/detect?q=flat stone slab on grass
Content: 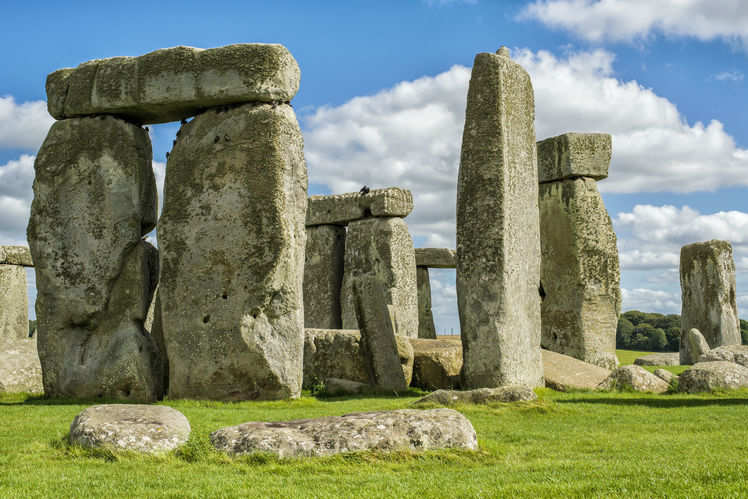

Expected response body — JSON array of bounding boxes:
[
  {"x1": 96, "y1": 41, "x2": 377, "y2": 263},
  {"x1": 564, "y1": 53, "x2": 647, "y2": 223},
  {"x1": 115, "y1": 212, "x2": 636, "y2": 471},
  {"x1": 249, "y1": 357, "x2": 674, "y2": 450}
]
[
  {"x1": 699, "y1": 344, "x2": 748, "y2": 367},
  {"x1": 597, "y1": 365, "x2": 669, "y2": 393},
  {"x1": 634, "y1": 352, "x2": 680, "y2": 367},
  {"x1": 306, "y1": 188, "x2": 413, "y2": 226},
  {"x1": 678, "y1": 361, "x2": 748, "y2": 393},
  {"x1": 210, "y1": 408, "x2": 477, "y2": 458},
  {"x1": 414, "y1": 386, "x2": 537, "y2": 406},
  {"x1": 0, "y1": 246, "x2": 33, "y2": 267},
  {"x1": 69, "y1": 405, "x2": 190, "y2": 453},
  {"x1": 542, "y1": 349, "x2": 611, "y2": 391},
  {"x1": 414, "y1": 248, "x2": 456, "y2": 268}
]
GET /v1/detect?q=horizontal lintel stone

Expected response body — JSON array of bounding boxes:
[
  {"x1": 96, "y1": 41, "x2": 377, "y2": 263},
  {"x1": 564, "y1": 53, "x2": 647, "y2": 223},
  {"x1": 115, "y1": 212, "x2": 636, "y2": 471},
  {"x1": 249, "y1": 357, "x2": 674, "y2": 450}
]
[
  {"x1": 537, "y1": 132, "x2": 611, "y2": 183},
  {"x1": 415, "y1": 248, "x2": 456, "y2": 268},
  {"x1": 0, "y1": 246, "x2": 33, "y2": 267},
  {"x1": 46, "y1": 44, "x2": 300, "y2": 125},
  {"x1": 306, "y1": 187, "x2": 413, "y2": 226}
]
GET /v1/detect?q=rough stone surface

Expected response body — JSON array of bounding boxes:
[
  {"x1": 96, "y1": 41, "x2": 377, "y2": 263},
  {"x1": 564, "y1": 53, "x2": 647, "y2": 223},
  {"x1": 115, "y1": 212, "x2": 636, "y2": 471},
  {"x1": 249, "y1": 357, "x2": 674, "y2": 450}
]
[
  {"x1": 0, "y1": 338, "x2": 43, "y2": 394},
  {"x1": 303, "y1": 225, "x2": 345, "y2": 329},
  {"x1": 28, "y1": 116, "x2": 161, "y2": 401},
  {"x1": 46, "y1": 44, "x2": 300, "y2": 124},
  {"x1": 414, "y1": 248, "x2": 456, "y2": 268},
  {"x1": 653, "y1": 369, "x2": 677, "y2": 385},
  {"x1": 410, "y1": 337, "x2": 462, "y2": 390},
  {"x1": 680, "y1": 240, "x2": 740, "y2": 350},
  {"x1": 414, "y1": 386, "x2": 537, "y2": 406},
  {"x1": 541, "y1": 349, "x2": 611, "y2": 391},
  {"x1": 210, "y1": 408, "x2": 478, "y2": 458},
  {"x1": 303, "y1": 329, "x2": 369, "y2": 387},
  {"x1": 306, "y1": 188, "x2": 413, "y2": 226},
  {"x1": 69, "y1": 404, "x2": 190, "y2": 453},
  {"x1": 680, "y1": 328, "x2": 712, "y2": 365},
  {"x1": 539, "y1": 177, "x2": 620, "y2": 370},
  {"x1": 537, "y1": 133, "x2": 612, "y2": 183},
  {"x1": 597, "y1": 365, "x2": 669, "y2": 393},
  {"x1": 679, "y1": 361, "x2": 748, "y2": 393},
  {"x1": 0, "y1": 265, "x2": 29, "y2": 341},
  {"x1": 634, "y1": 352, "x2": 680, "y2": 367},
  {"x1": 416, "y1": 267, "x2": 437, "y2": 339},
  {"x1": 0, "y1": 246, "x2": 33, "y2": 266},
  {"x1": 699, "y1": 344, "x2": 748, "y2": 367},
  {"x1": 456, "y1": 49, "x2": 543, "y2": 388},
  {"x1": 158, "y1": 103, "x2": 307, "y2": 401},
  {"x1": 324, "y1": 378, "x2": 369, "y2": 396},
  {"x1": 341, "y1": 217, "x2": 418, "y2": 338}
]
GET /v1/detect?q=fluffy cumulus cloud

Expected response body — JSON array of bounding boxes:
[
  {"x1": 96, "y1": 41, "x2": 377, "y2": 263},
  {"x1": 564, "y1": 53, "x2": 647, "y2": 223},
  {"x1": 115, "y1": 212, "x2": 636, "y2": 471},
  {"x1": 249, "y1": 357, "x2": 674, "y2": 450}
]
[
  {"x1": 520, "y1": 0, "x2": 748, "y2": 48},
  {"x1": 0, "y1": 96, "x2": 54, "y2": 150},
  {"x1": 0, "y1": 155, "x2": 36, "y2": 245}
]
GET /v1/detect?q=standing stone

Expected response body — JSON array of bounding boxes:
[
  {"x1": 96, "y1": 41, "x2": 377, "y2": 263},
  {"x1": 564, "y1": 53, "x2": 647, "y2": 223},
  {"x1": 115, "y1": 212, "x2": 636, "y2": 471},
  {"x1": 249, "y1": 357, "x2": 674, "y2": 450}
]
[
  {"x1": 455, "y1": 47, "x2": 543, "y2": 388},
  {"x1": 304, "y1": 225, "x2": 345, "y2": 329},
  {"x1": 538, "y1": 176, "x2": 621, "y2": 370},
  {"x1": 159, "y1": 102, "x2": 307, "y2": 401},
  {"x1": 416, "y1": 267, "x2": 437, "y2": 339},
  {"x1": 27, "y1": 116, "x2": 161, "y2": 401},
  {"x1": 340, "y1": 217, "x2": 418, "y2": 338},
  {"x1": 0, "y1": 264, "x2": 28, "y2": 341},
  {"x1": 680, "y1": 240, "x2": 740, "y2": 350}
]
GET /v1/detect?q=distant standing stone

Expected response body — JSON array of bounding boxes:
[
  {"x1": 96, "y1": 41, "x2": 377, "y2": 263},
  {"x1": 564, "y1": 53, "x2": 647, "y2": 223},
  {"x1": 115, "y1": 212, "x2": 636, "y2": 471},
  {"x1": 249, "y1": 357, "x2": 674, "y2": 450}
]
[
  {"x1": 0, "y1": 264, "x2": 28, "y2": 342},
  {"x1": 416, "y1": 267, "x2": 437, "y2": 339},
  {"x1": 0, "y1": 337, "x2": 43, "y2": 394},
  {"x1": 304, "y1": 225, "x2": 345, "y2": 329},
  {"x1": 680, "y1": 328, "x2": 711, "y2": 365}
]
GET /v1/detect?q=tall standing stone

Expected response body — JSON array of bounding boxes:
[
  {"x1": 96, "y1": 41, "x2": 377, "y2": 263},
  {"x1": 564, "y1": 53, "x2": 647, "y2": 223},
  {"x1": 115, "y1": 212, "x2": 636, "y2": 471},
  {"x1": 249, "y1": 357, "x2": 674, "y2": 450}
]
[
  {"x1": 340, "y1": 217, "x2": 418, "y2": 338},
  {"x1": 680, "y1": 240, "x2": 740, "y2": 352},
  {"x1": 304, "y1": 225, "x2": 345, "y2": 329},
  {"x1": 456, "y1": 47, "x2": 543, "y2": 388},
  {"x1": 27, "y1": 116, "x2": 162, "y2": 401},
  {"x1": 0, "y1": 263, "x2": 28, "y2": 341},
  {"x1": 159, "y1": 102, "x2": 307, "y2": 400},
  {"x1": 417, "y1": 267, "x2": 437, "y2": 339}
]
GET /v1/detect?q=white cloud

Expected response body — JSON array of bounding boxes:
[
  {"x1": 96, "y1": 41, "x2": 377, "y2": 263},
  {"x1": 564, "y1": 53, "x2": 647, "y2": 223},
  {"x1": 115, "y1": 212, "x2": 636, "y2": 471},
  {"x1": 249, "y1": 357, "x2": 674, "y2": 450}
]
[
  {"x1": 713, "y1": 71, "x2": 744, "y2": 81},
  {"x1": 0, "y1": 155, "x2": 35, "y2": 245},
  {"x1": 0, "y1": 97, "x2": 54, "y2": 150},
  {"x1": 520, "y1": 0, "x2": 748, "y2": 48}
]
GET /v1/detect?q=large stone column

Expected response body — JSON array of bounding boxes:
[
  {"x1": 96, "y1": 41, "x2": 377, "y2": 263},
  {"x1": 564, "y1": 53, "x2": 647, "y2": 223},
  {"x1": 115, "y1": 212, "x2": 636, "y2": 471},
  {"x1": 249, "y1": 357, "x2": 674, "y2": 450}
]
[
  {"x1": 456, "y1": 47, "x2": 543, "y2": 388},
  {"x1": 304, "y1": 225, "x2": 345, "y2": 329},
  {"x1": 680, "y1": 240, "x2": 740, "y2": 358},
  {"x1": 159, "y1": 102, "x2": 307, "y2": 401},
  {"x1": 416, "y1": 267, "x2": 437, "y2": 339},
  {"x1": 537, "y1": 133, "x2": 620, "y2": 370},
  {"x1": 0, "y1": 246, "x2": 30, "y2": 341},
  {"x1": 27, "y1": 116, "x2": 162, "y2": 401}
]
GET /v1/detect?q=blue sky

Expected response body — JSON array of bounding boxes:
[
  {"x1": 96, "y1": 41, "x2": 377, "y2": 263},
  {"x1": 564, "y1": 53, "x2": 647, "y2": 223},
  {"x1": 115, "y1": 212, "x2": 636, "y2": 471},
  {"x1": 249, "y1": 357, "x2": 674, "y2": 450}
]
[{"x1": 1, "y1": 0, "x2": 747, "y2": 333}]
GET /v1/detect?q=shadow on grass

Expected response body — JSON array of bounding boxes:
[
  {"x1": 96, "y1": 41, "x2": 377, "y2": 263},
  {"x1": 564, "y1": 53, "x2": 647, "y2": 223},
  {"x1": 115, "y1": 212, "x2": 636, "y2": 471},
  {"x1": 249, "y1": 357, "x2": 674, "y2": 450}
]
[
  {"x1": 556, "y1": 396, "x2": 748, "y2": 408},
  {"x1": 312, "y1": 387, "x2": 426, "y2": 403},
  {"x1": 0, "y1": 394, "x2": 157, "y2": 406}
]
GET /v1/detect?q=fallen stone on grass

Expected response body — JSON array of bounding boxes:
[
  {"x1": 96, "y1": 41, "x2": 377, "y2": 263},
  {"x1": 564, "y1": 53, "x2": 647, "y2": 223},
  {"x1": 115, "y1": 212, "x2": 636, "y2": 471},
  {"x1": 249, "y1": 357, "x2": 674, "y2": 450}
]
[
  {"x1": 210, "y1": 408, "x2": 477, "y2": 458},
  {"x1": 678, "y1": 361, "x2": 748, "y2": 393},
  {"x1": 698, "y1": 344, "x2": 748, "y2": 367},
  {"x1": 653, "y1": 369, "x2": 677, "y2": 385},
  {"x1": 0, "y1": 338, "x2": 42, "y2": 394},
  {"x1": 634, "y1": 353, "x2": 680, "y2": 367},
  {"x1": 324, "y1": 378, "x2": 370, "y2": 396},
  {"x1": 69, "y1": 405, "x2": 191, "y2": 453},
  {"x1": 680, "y1": 328, "x2": 711, "y2": 365},
  {"x1": 597, "y1": 365, "x2": 669, "y2": 394},
  {"x1": 414, "y1": 386, "x2": 537, "y2": 406},
  {"x1": 542, "y1": 349, "x2": 611, "y2": 391}
]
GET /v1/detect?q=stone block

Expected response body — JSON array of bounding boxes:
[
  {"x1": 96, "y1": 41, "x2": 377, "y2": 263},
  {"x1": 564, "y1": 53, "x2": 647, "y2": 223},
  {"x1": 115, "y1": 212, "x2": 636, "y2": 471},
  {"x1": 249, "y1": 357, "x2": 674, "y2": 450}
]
[
  {"x1": 456, "y1": 48, "x2": 543, "y2": 388},
  {"x1": 0, "y1": 264, "x2": 28, "y2": 341},
  {"x1": 537, "y1": 133, "x2": 611, "y2": 183},
  {"x1": 303, "y1": 225, "x2": 345, "y2": 329},
  {"x1": 306, "y1": 188, "x2": 413, "y2": 226},
  {"x1": 158, "y1": 102, "x2": 306, "y2": 401},
  {"x1": 0, "y1": 337, "x2": 43, "y2": 394},
  {"x1": 541, "y1": 349, "x2": 611, "y2": 392},
  {"x1": 340, "y1": 217, "x2": 418, "y2": 338},
  {"x1": 303, "y1": 329, "x2": 369, "y2": 387},
  {"x1": 414, "y1": 386, "x2": 537, "y2": 405},
  {"x1": 416, "y1": 267, "x2": 437, "y2": 339},
  {"x1": 539, "y1": 178, "x2": 621, "y2": 370},
  {"x1": 633, "y1": 352, "x2": 680, "y2": 366},
  {"x1": 597, "y1": 365, "x2": 669, "y2": 393},
  {"x1": 28, "y1": 116, "x2": 161, "y2": 401},
  {"x1": 679, "y1": 361, "x2": 748, "y2": 393},
  {"x1": 680, "y1": 328, "x2": 711, "y2": 365},
  {"x1": 0, "y1": 246, "x2": 33, "y2": 267},
  {"x1": 410, "y1": 337, "x2": 462, "y2": 390},
  {"x1": 680, "y1": 240, "x2": 741, "y2": 350},
  {"x1": 414, "y1": 248, "x2": 456, "y2": 268},
  {"x1": 47, "y1": 44, "x2": 300, "y2": 124}
]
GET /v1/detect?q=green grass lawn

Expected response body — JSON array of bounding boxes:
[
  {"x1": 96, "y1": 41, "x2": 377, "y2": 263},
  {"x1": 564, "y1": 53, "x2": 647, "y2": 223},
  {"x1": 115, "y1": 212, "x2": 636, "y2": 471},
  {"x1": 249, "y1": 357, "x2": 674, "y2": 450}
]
[
  {"x1": 2, "y1": 388, "x2": 748, "y2": 498},
  {"x1": 617, "y1": 349, "x2": 690, "y2": 375}
]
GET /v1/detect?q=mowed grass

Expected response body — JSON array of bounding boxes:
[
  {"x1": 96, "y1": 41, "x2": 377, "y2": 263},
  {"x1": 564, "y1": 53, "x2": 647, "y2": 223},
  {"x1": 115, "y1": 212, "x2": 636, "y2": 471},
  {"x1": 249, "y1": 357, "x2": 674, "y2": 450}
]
[
  {"x1": 617, "y1": 349, "x2": 690, "y2": 375},
  {"x1": 2, "y1": 388, "x2": 748, "y2": 498}
]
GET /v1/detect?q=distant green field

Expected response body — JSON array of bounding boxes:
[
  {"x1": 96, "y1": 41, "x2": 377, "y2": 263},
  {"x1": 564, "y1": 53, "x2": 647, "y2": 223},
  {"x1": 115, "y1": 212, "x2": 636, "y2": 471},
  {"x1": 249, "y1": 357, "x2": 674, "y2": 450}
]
[
  {"x1": 3, "y1": 389, "x2": 748, "y2": 498},
  {"x1": 616, "y1": 349, "x2": 689, "y2": 375}
]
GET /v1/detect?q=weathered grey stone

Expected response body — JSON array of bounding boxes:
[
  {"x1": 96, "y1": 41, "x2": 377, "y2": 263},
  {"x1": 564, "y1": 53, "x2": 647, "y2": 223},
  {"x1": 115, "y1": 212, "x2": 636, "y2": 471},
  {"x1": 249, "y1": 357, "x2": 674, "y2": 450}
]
[
  {"x1": 159, "y1": 103, "x2": 307, "y2": 401},
  {"x1": 69, "y1": 404, "x2": 190, "y2": 453},
  {"x1": 679, "y1": 361, "x2": 748, "y2": 393},
  {"x1": 0, "y1": 246, "x2": 33, "y2": 267},
  {"x1": 699, "y1": 344, "x2": 748, "y2": 367},
  {"x1": 680, "y1": 240, "x2": 740, "y2": 351},
  {"x1": 634, "y1": 352, "x2": 680, "y2": 367},
  {"x1": 210, "y1": 408, "x2": 478, "y2": 458},
  {"x1": 306, "y1": 188, "x2": 413, "y2": 226},
  {"x1": 414, "y1": 386, "x2": 537, "y2": 406},
  {"x1": 537, "y1": 133, "x2": 612, "y2": 183},
  {"x1": 341, "y1": 217, "x2": 418, "y2": 338},
  {"x1": 0, "y1": 337, "x2": 43, "y2": 394},
  {"x1": 0, "y1": 265, "x2": 29, "y2": 341},
  {"x1": 416, "y1": 267, "x2": 437, "y2": 339},
  {"x1": 414, "y1": 248, "x2": 456, "y2": 268},
  {"x1": 410, "y1": 337, "x2": 462, "y2": 390},
  {"x1": 597, "y1": 365, "x2": 669, "y2": 393},
  {"x1": 304, "y1": 225, "x2": 345, "y2": 329},
  {"x1": 144, "y1": 285, "x2": 168, "y2": 394},
  {"x1": 46, "y1": 44, "x2": 300, "y2": 124},
  {"x1": 541, "y1": 349, "x2": 611, "y2": 392},
  {"x1": 653, "y1": 368, "x2": 677, "y2": 385},
  {"x1": 324, "y1": 378, "x2": 370, "y2": 396},
  {"x1": 456, "y1": 48, "x2": 543, "y2": 388},
  {"x1": 28, "y1": 116, "x2": 161, "y2": 401},
  {"x1": 539, "y1": 177, "x2": 620, "y2": 370},
  {"x1": 303, "y1": 329, "x2": 369, "y2": 387},
  {"x1": 680, "y1": 328, "x2": 711, "y2": 365}
]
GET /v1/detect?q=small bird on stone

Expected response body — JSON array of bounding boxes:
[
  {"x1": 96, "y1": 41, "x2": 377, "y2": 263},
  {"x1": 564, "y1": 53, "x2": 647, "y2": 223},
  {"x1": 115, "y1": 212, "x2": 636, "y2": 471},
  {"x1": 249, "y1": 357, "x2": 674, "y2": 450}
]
[
  {"x1": 359, "y1": 185, "x2": 370, "y2": 195},
  {"x1": 181, "y1": 118, "x2": 187, "y2": 125},
  {"x1": 166, "y1": 152, "x2": 170, "y2": 159}
]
